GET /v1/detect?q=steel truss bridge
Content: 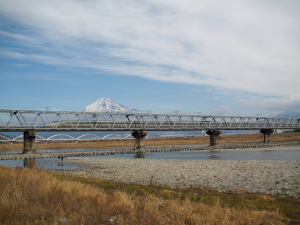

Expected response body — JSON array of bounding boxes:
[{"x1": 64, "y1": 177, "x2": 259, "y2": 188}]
[{"x1": 0, "y1": 109, "x2": 299, "y2": 132}]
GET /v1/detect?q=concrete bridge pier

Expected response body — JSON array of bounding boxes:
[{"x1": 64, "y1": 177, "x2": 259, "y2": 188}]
[
  {"x1": 206, "y1": 130, "x2": 222, "y2": 146},
  {"x1": 24, "y1": 158, "x2": 36, "y2": 168},
  {"x1": 260, "y1": 129, "x2": 274, "y2": 143},
  {"x1": 23, "y1": 130, "x2": 36, "y2": 154},
  {"x1": 132, "y1": 130, "x2": 148, "y2": 152}
]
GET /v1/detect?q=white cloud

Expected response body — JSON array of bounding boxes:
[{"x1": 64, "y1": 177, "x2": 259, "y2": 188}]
[
  {"x1": 211, "y1": 106, "x2": 233, "y2": 115},
  {"x1": 238, "y1": 93, "x2": 300, "y2": 112},
  {"x1": 0, "y1": 0, "x2": 299, "y2": 96}
]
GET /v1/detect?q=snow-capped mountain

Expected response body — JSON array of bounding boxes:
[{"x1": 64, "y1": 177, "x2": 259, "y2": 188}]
[{"x1": 82, "y1": 98, "x2": 139, "y2": 113}]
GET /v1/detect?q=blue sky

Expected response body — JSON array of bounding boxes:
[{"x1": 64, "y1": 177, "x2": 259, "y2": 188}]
[{"x1": 0, "y1": 0, "x2": 299, "y2": 116}]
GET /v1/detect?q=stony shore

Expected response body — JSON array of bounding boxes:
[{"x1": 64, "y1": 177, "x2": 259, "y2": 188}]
[{"x1": 56, "y1": 144, "x2": 300, "y2": 198}]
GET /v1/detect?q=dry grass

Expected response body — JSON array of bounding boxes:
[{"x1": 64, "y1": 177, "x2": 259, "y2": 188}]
[{"x1": 0, "y1": 166, "x2": 286, "y2": 225}]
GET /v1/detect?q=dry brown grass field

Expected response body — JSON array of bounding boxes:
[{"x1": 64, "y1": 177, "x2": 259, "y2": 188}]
[
  {"x1": 0, "y1": 166, "x2": 287, "y2": 225},
  {"x1": 1, "y1": 132, "x2": 300, "y2": 150}
]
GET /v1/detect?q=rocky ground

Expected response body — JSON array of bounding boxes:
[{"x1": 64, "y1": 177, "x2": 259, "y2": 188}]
[{"x1": 56, "y1": 145, "x2": 300, "y2": 198}]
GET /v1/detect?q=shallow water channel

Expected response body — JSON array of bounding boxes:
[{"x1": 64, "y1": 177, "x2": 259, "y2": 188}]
[{"x1": 0, "y1": 147, "x2": 299, "y2": 170}]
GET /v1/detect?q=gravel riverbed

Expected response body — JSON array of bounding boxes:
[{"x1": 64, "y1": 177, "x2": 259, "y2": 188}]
[{"x1": 56, "y1": 146, "x2": 300, "y2": 198}]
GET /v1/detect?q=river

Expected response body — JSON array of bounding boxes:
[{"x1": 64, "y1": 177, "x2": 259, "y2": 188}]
[{"x1": 0, "y1": 147, "x2": 299, "y2": 170}]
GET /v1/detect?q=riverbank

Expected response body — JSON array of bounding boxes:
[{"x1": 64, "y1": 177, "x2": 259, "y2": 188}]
[
  {"x1": 0, "y1": 166, "x2": 287, "y2": 225},
  {"x1": 1, "y1": 132, "x2": 300, "y2": 150}
]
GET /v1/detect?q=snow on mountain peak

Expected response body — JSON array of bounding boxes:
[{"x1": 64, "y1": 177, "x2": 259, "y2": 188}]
[{"x1": 81, "y1": 98, "x2": 139, "y2": 113}]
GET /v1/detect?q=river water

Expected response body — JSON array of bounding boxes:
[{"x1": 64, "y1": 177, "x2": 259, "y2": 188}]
[
  {"x1": 99, "y1": 149, "x2": 300, "y2": 160},
  {"x1": 0, "y1": 147, "x2": 299, "y2": 170}
]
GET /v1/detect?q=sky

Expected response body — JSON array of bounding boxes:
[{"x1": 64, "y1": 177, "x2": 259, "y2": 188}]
[{"x1": 0, "y1": 0, "x2": 299, "y2": 117}]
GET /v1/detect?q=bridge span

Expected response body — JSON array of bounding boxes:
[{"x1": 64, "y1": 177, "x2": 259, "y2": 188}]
[{"x1": 1, "y1": 109, "x2": 299, "y2": 153}]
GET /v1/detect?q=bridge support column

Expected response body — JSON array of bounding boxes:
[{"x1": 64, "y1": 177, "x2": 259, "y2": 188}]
[
  {"x1": 206, "y1": 130, "x2": 222, "y2": 146},
  {"x1": 24, "y1": 158, "x2": 36, "y2": 168},
  {"x1": 260, "y1": 129, "x2": 274, "y2": 143},
  {"x1": 132, "y1": 130, "x2": 148, "y2": 152},
  {"x1": 23, "y1": 130, "x2": 36, "y2": 154}
]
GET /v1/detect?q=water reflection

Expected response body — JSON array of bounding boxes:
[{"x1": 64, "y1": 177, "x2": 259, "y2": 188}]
[
  {"x1": 24, "y1": 158, "x2": 36, "y2": 168},
  {"x1": 135, "y1": 152, "x2": 145, "y2": 158},
  {"x1": 98, "y1": 149, "x2": 300, "y2": 161},
  {"x1": 57, "y1": 155, "x2": 65, "y2": 167},
  {"x1": 209, "y1": 152, "x2": 220, "y2": 160},
  {"x1": 0, "y1": 157, "x2": 80, "y2": 170},
  {"x1": 1, "y1": 149, "x2": 299, "y2": 171}
]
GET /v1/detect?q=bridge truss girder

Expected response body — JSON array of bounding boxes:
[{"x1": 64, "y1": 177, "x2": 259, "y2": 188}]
[{"x1": 0, "y1": 109, "x2": 299, "y2": 131}]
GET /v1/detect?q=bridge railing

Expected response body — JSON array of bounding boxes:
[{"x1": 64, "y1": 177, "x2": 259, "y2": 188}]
[{"x1": 0, "y1": 109, "x2": 299, "y2": 131}]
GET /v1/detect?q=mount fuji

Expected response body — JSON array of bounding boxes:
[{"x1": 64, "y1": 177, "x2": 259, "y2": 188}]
[{"x1": 81, "y1": 98, "x2": 140, "y2": 113}]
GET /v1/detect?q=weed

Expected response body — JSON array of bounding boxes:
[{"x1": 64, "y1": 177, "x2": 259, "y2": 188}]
[{"x1": 0, "y1": 166, "x2": 289, "y2": 225}]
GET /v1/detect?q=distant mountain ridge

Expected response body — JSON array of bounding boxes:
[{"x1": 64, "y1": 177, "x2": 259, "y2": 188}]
[
  {"x1": 81, "y1": 98, "x2": 139, "y2": 113},
  {"x1": 275, "y1": 110, "x2": 300, "y2": 118}
]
